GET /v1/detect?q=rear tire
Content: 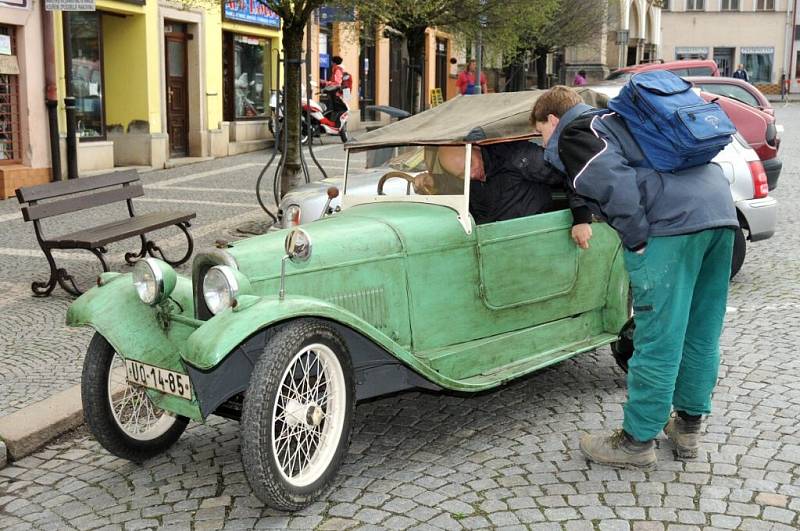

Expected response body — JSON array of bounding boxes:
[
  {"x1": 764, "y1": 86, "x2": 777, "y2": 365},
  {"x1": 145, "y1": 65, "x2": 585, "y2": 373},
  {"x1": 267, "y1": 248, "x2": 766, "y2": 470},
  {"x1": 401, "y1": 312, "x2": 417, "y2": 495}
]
[
  {"x1": 241, "y1": 319, "x2": 355, "y2": 511},
  {"x1": 730, "y1": 227, "x2": 746, "y2": 279},
  {"x1": 81, "y1": 333, "x2": 189, "y2": 462}
]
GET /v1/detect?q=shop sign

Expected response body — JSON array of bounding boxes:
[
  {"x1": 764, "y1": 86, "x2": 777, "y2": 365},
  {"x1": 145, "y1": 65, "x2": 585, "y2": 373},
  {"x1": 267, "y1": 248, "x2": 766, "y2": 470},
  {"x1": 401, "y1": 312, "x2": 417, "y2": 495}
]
[
  {"x1": 0, "y1": 0, "x2": 29, "y2": 9},
  {"x1": 45, "y1": 0, "x2": 95, "y2": 10},
  {"x1": 224, "y1": 0, "x2": 281, "y2": 29},
  {"x1": 319, "y1": 6, "x2": 355, "y2": 23},
  {"x1": 0, "y1": 36, "x2": 10, "y2": 55},
  {"x1": 675, "y1": 47, "x2": 709, "y2": 55},
  {"x1": 741, "y1": 47, "x2": 774, "y2": 55},
  {"x1": 320, "y1": 53, "x2": 330, "y2": 68}
]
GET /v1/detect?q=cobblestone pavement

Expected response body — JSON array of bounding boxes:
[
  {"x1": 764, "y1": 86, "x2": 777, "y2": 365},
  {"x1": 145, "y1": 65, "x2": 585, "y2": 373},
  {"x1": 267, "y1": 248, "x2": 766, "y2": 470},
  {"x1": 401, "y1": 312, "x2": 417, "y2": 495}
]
[
  {"x1": 0, "y1": 143, "x2": 349, "y2": 416},
  {"x1": 1, "y1": 106, "x2": 800, "y2": 530}
]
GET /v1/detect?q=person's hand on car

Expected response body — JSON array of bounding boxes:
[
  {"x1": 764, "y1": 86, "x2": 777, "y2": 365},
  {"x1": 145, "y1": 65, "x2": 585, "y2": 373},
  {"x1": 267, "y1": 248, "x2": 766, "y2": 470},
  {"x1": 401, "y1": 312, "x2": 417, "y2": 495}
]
[{"x1": 571, "y1": 223, "x2": 593, "y2": 249}]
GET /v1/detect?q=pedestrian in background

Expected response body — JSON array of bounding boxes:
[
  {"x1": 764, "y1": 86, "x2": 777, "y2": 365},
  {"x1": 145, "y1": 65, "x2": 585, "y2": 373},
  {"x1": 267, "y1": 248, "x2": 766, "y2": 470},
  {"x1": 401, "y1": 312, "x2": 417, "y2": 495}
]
[
  {"x1": 732, "y1": 64, "x2": 749, "y2": 81},
  {"x1": 573, "y1": 70, "x2": 588, "y2": 86},
  {"x1": 457, "y1": 59, "x2": 488, "y2": 95},
  {"x1": 531, "y1": 85, "x2": 738, "y2": 469}
]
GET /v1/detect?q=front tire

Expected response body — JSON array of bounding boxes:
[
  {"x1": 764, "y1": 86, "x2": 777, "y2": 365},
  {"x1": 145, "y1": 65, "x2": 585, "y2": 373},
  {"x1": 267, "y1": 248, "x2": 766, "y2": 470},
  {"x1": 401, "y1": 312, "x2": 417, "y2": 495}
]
[
  {"x1": 241, "y1": 319, "x2": 355, "y2": 511},
  {"x1": 81, "y1": 333, "x2": 189, "y2": 462},
  {"x1": 731, "y1": 227, "x2": 746, "y2": 279}
]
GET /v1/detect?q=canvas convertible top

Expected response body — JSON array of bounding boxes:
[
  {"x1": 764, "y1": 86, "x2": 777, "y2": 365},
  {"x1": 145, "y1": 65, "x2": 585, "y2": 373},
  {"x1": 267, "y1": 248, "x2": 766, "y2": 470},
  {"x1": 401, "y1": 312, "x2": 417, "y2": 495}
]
[{"x1": 346, "y1": 88, "x2": 609, "y2": 151}]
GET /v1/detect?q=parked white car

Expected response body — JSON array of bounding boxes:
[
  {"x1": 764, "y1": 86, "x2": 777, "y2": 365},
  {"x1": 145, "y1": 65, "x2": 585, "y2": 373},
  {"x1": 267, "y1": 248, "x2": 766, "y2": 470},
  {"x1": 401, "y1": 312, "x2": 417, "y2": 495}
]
[{"x1": 279, "y1": 134, "x2": 776, "y2": 279}]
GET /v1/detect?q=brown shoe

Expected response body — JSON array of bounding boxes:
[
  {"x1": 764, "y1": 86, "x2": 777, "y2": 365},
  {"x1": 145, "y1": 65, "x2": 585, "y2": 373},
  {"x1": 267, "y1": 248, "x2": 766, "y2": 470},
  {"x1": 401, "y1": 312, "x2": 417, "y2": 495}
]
[
  {"x1": 580, "y1": 429, "x2": 656, "y2": 470},
  {"x1": 664, "y1": 412, "x2": 702, "y2": 458}
]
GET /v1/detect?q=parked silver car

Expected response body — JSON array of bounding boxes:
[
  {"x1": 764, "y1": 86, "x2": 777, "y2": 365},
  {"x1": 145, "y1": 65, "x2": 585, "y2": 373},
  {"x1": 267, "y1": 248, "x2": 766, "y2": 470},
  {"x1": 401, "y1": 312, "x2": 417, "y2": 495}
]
[{"x1": 279, "y1": 135, "x2": 776, "y2": 279}]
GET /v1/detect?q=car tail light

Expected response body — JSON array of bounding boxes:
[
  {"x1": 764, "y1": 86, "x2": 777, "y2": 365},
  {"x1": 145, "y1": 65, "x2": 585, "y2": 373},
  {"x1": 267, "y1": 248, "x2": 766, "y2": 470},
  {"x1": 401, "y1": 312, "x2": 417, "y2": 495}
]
[{"x1": 748, "y1": 160, "x2": 769, "y2": 199}]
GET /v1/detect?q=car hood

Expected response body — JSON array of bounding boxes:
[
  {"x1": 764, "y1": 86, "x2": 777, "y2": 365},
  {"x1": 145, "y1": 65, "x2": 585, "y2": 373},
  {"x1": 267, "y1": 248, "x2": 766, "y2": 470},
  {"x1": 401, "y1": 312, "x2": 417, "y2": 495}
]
[{"x1": 227, "y1": 202, "x2": 471, "y2": 283}]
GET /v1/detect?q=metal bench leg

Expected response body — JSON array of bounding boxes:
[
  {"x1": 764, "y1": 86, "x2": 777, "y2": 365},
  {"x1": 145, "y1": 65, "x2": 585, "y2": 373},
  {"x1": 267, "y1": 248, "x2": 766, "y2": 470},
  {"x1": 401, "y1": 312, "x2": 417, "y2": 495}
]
[
  {"x1": 124, "y1": 235, "x2": 149, "y2": 266},
  {"x1": 146, "y1": 221, "x2": 194, "y2": 267},
  {"x1": 31, "y1": 246, "x2": 60, "y2": 297},
  {"x1": 54, "y1": 247, "x2": 109, "y2": 297}
]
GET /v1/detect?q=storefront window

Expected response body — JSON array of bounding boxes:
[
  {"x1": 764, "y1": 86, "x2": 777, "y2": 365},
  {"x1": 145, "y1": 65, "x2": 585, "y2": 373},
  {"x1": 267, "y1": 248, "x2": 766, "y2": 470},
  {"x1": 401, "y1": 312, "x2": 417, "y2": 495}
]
[
  {"x1": 0, "y1": 25, "x2": 20, "y2": 163},
  {"x1": 741, "y1": 47, "x2": 773, "y2": 84},
  {"x1": 225, "y1": 34, "x2": 269, "y2": 119},
  {"x1": 65, "y1": 12, "x2": 105, "y2": 139}
]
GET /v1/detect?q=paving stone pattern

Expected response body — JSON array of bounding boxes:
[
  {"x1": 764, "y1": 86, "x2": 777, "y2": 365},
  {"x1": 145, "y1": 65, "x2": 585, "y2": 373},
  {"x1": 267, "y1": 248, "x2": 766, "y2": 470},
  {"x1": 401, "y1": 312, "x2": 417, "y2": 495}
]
[{"x1": 1, "y1": 108, "x2": 800, "y2": 530}]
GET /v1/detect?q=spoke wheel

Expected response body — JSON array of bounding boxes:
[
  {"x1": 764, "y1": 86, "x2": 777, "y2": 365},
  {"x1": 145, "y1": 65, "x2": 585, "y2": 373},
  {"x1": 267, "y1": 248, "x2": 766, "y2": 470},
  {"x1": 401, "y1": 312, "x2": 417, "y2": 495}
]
[
  {"x1": 242, "y1": 319, "x2": 355, "y2": 511},
  {"x1": 82, "y1": 333, "x2": 189, "y2": 462},
  {"x1": 107, "y1": 354, "x2": 178, "y2": 441}
]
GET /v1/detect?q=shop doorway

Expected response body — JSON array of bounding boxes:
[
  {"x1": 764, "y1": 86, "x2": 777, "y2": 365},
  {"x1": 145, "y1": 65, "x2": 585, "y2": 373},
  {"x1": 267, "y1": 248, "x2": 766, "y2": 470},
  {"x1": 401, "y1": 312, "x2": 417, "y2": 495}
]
[
  {"x1": 435, "y1": 38, "x2": 448, "y2": 100},
  {"x1": 359, "y1": 30, "x2": 376, "y2": 121},
  {"x1": 714, "y1": 47, "x2": 734, "y2": 77},
  {"x1": 165, "y1": 24, "x2": 189, "y2": 157},
  {"x1": 389, "y1": 37, "x2": 405, "y2": 111}
]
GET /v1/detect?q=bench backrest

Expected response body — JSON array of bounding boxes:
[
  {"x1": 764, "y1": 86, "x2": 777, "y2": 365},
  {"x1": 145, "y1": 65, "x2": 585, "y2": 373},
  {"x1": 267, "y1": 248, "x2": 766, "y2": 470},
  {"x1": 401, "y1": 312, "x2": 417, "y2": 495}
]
[{"x1": 16, "y1": 170, "x2": 143, "y2": 222}]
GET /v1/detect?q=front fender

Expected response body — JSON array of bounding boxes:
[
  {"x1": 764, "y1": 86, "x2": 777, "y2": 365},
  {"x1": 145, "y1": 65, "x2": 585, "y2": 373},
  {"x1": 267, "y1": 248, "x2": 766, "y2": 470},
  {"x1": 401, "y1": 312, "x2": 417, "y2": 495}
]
[
  {"x1": 184, "y1": 295, "x2": 407, "y2": 371},
  {"x1": 66, "y1": 272, "x2": 204, "y2": 421}
]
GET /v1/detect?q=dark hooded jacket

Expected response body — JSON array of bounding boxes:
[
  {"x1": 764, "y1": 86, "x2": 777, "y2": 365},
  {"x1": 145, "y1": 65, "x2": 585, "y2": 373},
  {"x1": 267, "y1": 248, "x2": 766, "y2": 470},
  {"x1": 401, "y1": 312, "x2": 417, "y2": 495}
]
[{"x1": 544, "y1": 103, "x2": 738, "y2": 251}]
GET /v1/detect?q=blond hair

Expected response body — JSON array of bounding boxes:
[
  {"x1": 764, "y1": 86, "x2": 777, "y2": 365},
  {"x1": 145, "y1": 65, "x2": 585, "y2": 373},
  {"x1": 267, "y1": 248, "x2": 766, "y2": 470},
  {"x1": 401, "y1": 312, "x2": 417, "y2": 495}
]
[{"x1": 530, "y1": 85, "x2": 583, "y2": 124}]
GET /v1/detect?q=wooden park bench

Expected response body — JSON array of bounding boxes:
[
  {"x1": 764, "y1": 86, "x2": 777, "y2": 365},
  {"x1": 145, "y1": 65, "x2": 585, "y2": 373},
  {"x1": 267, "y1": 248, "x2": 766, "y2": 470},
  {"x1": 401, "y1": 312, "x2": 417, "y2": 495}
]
[{"x1": 16, "y1": 170, "x2": 196, "y2": 297}]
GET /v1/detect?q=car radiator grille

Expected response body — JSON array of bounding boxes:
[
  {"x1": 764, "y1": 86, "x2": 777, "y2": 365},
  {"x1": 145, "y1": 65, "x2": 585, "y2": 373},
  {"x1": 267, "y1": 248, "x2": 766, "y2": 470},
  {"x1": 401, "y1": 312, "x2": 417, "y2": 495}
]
[{"x1": 325, "y1": 288, "x2": 388, "y2": 331}]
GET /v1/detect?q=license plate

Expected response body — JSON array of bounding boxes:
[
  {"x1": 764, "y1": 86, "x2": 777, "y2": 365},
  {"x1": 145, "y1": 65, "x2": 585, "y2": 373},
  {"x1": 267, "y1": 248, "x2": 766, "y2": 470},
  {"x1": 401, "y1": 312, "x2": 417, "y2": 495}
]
[{"x1": 125, "y1": 359, "x2": 192, "y2": 400}]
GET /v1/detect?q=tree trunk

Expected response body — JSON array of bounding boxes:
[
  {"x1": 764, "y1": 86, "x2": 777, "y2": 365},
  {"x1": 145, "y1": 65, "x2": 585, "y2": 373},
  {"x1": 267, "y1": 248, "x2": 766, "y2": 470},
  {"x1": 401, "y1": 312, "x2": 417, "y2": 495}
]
[{"x1": 279, "y1": 23, "x2": 305, "y2": 197}]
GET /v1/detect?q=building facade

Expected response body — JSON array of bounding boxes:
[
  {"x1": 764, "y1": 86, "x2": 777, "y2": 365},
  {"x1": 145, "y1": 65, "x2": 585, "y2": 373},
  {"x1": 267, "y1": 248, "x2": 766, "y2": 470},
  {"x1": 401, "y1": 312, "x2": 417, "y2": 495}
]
[
  {"x1": 0, "y1": 0, "x2": 52, "y2": 197},
  {"x1": 564, "y1": 0, "x2": 662, "y2": 85},
  {"x1": 660, "y1": 0, "x2": 795, "y2": 94},
  {"x1": 47, "y1": 0, "x2": 282, "y2": 177},
  {"x1": 305, "y1": 13, "x2": 458, "y2": 126}
]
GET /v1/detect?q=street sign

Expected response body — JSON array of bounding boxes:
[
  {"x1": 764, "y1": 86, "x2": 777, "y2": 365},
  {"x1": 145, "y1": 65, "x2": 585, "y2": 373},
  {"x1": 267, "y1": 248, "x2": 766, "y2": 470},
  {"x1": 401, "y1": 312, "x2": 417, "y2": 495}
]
[{"x1": 45, "y1": 0, "x2": 94, "y2": 10}]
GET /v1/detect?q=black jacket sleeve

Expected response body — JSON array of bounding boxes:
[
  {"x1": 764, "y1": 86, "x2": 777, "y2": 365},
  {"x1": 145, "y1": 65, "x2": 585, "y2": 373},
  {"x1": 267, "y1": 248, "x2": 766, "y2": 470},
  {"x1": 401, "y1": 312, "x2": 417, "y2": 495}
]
[
  {"x1": 558, "y1": 115, "x2": 650, "y2": 250},
  {"x1": 514, "y1": 143, "x2": 564, "y2": 186}
]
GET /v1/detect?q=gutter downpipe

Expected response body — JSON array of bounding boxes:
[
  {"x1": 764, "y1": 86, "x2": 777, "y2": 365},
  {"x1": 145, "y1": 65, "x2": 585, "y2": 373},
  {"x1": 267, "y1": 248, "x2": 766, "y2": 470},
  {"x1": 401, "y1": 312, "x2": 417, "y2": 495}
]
[{"x1": 41, "y1": 4, "x2": 62, "y2": 182}]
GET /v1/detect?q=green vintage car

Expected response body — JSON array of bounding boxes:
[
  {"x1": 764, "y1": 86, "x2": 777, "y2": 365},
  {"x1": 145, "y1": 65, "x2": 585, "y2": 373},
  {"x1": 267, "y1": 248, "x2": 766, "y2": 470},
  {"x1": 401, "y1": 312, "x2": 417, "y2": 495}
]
[{"x1": 69, "y1": 90, "x2": 631, "y2": 511}]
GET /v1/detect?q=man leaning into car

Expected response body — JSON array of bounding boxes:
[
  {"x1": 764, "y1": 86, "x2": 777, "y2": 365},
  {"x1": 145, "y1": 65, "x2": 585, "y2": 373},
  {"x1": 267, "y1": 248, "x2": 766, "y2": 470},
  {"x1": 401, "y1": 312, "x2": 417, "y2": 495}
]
[
  {"x1": 419, "y1": 141, "x2": 591, "y2": 226},
  {"x1": 532, "y1": 85, "x2": 738, "y2": 469}
]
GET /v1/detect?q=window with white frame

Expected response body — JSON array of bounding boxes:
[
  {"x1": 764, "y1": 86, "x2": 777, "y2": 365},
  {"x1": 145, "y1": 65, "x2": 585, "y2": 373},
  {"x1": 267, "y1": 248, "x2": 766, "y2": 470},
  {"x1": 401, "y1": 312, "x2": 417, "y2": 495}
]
[
  {"x1": 686, "y1": 0, "x2": 705, "y2": 11},
  {"x1": 756, "y1": 0, "x2": 775, "y2": 10},
  {"x1": 720, "y1": 0, "x2": 739, "y2": 10}
]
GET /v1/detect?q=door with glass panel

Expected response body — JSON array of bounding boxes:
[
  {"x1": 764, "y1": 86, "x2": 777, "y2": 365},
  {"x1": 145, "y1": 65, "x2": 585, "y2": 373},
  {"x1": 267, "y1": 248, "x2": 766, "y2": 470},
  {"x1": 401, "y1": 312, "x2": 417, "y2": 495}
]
[{"x1": 165, "y1": 24, "x2": 189, "y2": 157}]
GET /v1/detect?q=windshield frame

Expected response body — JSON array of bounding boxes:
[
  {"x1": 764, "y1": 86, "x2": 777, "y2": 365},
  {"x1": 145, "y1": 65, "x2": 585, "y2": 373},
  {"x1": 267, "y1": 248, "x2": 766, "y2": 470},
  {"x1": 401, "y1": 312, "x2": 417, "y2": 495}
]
[{"x1": 341, "y1": 144, "x2": 474, "y2": 235}]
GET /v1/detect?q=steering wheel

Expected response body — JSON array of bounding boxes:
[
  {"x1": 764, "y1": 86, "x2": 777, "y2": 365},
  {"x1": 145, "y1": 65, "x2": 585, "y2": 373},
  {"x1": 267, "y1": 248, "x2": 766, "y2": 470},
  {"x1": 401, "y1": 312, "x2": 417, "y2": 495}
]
[{"x1": 377, "y1": 171, "x2": 416, "y2": 196}]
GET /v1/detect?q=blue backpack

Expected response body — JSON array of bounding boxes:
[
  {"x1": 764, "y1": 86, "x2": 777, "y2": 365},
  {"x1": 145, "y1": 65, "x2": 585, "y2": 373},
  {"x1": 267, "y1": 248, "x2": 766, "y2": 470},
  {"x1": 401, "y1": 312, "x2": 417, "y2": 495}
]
[{"x1": 608, "y1": 71, "x2": 736, "y2": 172}]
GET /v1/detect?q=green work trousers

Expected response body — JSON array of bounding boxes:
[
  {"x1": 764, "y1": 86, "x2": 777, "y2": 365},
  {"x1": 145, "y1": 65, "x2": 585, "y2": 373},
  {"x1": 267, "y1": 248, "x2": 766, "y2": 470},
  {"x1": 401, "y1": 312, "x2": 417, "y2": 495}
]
[{"x1": 621, "y1": 228, "x2": 734, "y2": 442}]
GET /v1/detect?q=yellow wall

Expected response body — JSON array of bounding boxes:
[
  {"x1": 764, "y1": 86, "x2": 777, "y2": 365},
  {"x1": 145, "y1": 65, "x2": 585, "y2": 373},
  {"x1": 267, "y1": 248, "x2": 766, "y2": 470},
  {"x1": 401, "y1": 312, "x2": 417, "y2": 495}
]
[{"x1": 102, "y1": 13, "x2": 149, "y2": 130}]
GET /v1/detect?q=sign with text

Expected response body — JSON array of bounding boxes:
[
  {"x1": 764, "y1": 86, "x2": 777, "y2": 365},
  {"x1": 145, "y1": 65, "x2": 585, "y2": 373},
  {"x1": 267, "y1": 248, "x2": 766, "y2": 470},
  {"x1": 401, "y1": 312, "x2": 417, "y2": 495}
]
[
  {"x1": 319, "y1": 6, "x2": 355, "y2": 24},
  {"x1": 45, "y1": 0, "x2": 95, "y2": 10},
  {"x1": 223, "y1": 0, "x2": 281, "y2": 29}
]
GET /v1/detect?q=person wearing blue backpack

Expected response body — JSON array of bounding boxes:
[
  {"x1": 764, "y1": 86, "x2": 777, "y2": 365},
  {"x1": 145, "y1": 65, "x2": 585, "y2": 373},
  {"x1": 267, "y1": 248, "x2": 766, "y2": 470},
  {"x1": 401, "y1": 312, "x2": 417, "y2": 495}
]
[{"x1": 531, "y1": 81, "x2": 739, "y2": 469}]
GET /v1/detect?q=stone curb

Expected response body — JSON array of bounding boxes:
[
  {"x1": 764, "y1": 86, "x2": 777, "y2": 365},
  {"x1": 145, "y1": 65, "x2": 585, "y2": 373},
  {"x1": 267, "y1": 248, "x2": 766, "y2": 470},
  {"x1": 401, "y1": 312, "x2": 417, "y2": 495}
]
[{"x1": 0, "y1": 382, "x2": 83, "y2": 465}]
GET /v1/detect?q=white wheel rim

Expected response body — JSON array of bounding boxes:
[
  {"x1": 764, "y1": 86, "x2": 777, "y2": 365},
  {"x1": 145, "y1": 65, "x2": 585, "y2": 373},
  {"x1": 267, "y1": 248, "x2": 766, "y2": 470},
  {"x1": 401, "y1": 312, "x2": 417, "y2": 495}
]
[
  {"x1": 107, "y1": 353, "x2": 177, "y2": 441},
  {"x1": 271, "y1": 343, "x2": 347, "y2": 488}
]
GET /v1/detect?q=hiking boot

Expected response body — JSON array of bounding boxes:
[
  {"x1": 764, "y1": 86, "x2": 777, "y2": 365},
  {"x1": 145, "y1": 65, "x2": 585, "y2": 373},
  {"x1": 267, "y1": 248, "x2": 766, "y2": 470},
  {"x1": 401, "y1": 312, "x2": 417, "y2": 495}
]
[
  {"x1": 579, "y1": 429, "x2": 656, "y2": 470},
  {"x1": 664, "y1": 411, "x2": 702, "y2": 458}
]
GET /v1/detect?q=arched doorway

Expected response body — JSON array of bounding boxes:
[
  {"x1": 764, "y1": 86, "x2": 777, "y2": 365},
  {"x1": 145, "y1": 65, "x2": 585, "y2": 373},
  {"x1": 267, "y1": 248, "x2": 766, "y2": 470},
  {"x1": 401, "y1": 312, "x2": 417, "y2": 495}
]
[{"x1": 626, "y1": 2, "x2": 641, "y2": 66}]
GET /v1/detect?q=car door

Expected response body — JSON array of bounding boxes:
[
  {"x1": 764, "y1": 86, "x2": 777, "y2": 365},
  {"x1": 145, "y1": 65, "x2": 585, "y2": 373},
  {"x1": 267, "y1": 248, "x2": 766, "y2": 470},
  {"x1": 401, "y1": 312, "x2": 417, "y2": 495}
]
[{"x1": 476, "y1": 209, "x2": 578, "y2": 309}]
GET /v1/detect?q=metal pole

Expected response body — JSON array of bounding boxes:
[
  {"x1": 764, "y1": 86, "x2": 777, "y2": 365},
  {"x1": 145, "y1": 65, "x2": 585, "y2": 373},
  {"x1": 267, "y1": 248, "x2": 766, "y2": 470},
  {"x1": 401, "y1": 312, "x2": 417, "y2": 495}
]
[
  {"x1": 62, "y1": 13, "x2": 79, "y2": 180},
  {"x1": 475, "y1": 35, "x2": 482, "y2": 94},
  {"x1": 41, "y1": 4, "x2": 61, "y2": 181},
  {"x1": 64, "y1": 97, "x2": 78, "y2": 180}
]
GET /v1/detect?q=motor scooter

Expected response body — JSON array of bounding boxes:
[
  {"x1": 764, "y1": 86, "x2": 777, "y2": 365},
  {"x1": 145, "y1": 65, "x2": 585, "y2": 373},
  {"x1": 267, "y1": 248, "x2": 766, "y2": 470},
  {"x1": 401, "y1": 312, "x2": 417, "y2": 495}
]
[{"x1": 268, "y1": 84, "x2": 349, "y2": 150}]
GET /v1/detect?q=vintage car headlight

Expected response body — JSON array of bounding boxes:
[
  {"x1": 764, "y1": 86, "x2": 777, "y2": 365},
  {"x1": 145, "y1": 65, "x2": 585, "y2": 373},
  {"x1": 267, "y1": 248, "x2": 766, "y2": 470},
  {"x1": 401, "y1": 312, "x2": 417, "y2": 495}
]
[
  {"x1": 132, "y1": 258, "x2": 176, "y2": 306},
  {"x1": 283, "y1": 204, "x2": 301, "y2": 228},
  {"x1": 285, "y1": 228, "x2": 312, "y2": 262},
  {"x1": 203, "y1": 265, "x2": 251, "y2": 315}
]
